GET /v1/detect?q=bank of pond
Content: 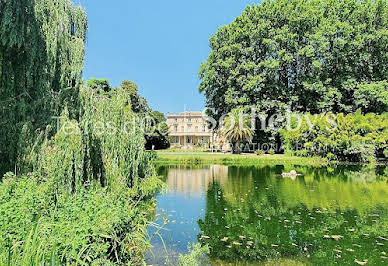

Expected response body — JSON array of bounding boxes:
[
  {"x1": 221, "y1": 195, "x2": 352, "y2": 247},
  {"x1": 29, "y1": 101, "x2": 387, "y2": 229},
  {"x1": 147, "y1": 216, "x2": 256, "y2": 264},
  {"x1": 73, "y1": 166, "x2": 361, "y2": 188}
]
[{"x1": 147, "y1": 164, "x2": 388, "y2": 265}]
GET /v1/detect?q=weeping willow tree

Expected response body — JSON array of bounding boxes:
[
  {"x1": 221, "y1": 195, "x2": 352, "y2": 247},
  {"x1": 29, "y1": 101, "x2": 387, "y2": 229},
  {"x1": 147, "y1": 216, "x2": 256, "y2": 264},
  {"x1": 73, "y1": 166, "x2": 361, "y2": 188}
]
[
  {"x1": 0, "y1": 0, "x2": 87, "y2": 175},
  {"x1": 0, "y1": 1, "x2": 163, "y2": 264},
  {"x1": 0, "y1": 86, "x2": 163, "y2": 264},
  {"x1": 35, "y1": 86, "x2": 162, "y2": 196}
]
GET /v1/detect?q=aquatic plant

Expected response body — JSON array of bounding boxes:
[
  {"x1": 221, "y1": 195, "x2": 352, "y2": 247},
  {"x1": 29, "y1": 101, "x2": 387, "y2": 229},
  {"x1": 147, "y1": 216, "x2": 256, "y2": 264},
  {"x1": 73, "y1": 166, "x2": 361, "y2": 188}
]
[{"x1": 177, "y1": 243, "x2": 209, "y2": 266}]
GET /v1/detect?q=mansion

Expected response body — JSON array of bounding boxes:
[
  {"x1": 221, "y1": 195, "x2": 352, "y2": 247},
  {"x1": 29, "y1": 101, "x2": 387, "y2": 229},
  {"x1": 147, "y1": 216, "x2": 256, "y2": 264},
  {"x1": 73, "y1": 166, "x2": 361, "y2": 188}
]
[{"x1": 167, "y1": 111, "x2": 229, "y2": 150}]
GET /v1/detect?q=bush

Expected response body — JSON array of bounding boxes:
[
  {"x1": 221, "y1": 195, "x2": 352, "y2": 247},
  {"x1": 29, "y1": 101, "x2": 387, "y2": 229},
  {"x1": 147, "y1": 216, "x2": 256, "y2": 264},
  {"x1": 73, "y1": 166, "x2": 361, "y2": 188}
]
[
  {"x1": 268, "y1": 149, "x2": 275, "y2": 155},
  {"x1": 0, "y1": 174, "x2": 157, "y2": 265},
  {"x1": 255, "y1": 150, "x2": 265, "y2": 156},
  {"x1": 280, "y1": 111, "x2": 388, "y2": 162}
]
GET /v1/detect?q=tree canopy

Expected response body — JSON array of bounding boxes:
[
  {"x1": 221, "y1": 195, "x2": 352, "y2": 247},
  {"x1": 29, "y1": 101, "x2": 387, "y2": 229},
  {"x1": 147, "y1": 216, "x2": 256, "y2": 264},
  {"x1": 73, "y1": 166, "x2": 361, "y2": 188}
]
[
  {"x1": 199, "y1": 0, "x2": 388, "y2": 122},
  {"x1": 87, "y1": 78, "x2": 111, "y2": 92},
  {"x1": 86, "y1": 79, "x2": 170, "y2": 150},
  {"x1": 121, "y1": 80, "x2": 150, "y2": 113}
]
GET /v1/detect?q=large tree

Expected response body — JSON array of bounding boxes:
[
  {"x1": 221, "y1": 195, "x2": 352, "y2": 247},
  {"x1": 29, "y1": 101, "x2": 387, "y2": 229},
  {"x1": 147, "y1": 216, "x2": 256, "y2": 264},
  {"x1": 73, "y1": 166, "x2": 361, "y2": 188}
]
[
  {"x1": 0, "y1": 0, "x2": 87, "y2": 174},
  {"x1": 144, "y1": 111, "x2": 170, "y2": 150},
  {"x1": 121, "y1": 80, "x2": 150, "y2": 113},
  {"x1": 199, "y1": 0, "x2": 388, "y2": 123},
  {"x1": 120, "y1": 80, "x2": 169, "y2": 149}
]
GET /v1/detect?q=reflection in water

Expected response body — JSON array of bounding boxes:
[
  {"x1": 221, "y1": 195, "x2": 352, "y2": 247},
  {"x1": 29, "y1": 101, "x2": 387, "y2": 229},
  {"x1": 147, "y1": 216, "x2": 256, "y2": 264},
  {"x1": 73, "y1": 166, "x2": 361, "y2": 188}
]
[
  {"x1": 165, "y1": 165, "x2": 229, "y2": 194},
  {"x1": 147, "y1": 165, "x2": 388, "y2": 265}
]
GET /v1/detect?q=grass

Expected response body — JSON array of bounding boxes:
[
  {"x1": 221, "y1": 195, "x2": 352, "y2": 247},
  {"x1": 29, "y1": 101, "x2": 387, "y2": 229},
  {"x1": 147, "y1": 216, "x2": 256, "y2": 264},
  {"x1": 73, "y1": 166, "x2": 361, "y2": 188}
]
[{"x1": 156, "y1": 152, "x2": 328, "y2": 166}]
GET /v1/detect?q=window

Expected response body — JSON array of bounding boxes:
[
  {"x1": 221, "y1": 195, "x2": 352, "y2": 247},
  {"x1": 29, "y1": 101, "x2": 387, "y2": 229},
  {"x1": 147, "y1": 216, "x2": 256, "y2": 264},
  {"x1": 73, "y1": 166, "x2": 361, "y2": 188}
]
[
  {"x1": 202, "y1": 125, "x2": 206, "y2": 132},
  {"x1": 188, "y1": 118, "x2": 191, "y2": 122},
  {"x1": 175, "y1": 118, "x2": 178, "y2": 122},
  {"x1": 174, "y1": 125, "x2": 178, "y2": 132},
  {"x1": 181, "y1": 126, "x2": 184, "y2": 132},
  {"x1": 187, "y1": 125, "x2": 192, "y2": 132},
  {"x1": 195, "y1": 126, "x2": 199, "y2": 132}
]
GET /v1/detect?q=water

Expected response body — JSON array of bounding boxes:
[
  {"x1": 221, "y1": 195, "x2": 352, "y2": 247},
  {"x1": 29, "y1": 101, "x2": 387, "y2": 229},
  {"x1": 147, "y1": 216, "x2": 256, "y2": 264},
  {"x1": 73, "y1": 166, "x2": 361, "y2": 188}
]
[{"x1": 146, "y1": 164, "x2": 388, "y2": 265}]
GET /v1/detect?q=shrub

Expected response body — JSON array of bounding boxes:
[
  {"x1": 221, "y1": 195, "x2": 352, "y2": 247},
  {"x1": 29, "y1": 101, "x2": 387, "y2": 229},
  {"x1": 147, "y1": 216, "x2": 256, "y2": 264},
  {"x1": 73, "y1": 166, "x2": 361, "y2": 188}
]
[
  {"x1": 255, "y1": 150, "x2": 265, "y2": 156},
  {"x1": 0, "y1": 174, "x2": 158, "y2": 265},
  {"x1": 268, "y1": 149, "x2": 275, "y2": 155},
  {"x1": 280, "y1": 111, "x2": 388, "y2": 162}
]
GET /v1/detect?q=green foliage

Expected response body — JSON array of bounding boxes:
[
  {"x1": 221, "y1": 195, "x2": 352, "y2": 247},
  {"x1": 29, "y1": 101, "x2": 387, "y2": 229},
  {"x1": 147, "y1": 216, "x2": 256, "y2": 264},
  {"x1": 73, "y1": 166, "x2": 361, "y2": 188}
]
[
  {"x1": 145, "y1": 111, "x2": 170, "y2": 150},
  {"x1": 119, "y1": 80, "x2": 170, "y2": 149},
  {"x1": 0, "y1": 86, "x2": 164, "y2": 264},
  {"x1": 0, "y1": 0, "x2": 87, "y2": 175},
  {"x1": 267, "y1": 149, "x2": 275, "y2": 155},
  {"x1": 177, "y1": 243, "x2": 209, "y2": 266},
  {"x1": 0, "y1": 1, "x2": 163, "y2": 265},
  {"x1": 255, "y1": 150, "x2": 265, "y2": 156},
  {"x1": 199, "y1": 0, "x2": 388, "y2": 120},
  {"x1": 280, "y1": 111, "x2": 388, "y2": 162},
  {"x1": 223, "y1": 108, "x2": 254, "y2": 154},
  {"x1": 35, "y1": 86, "x2": 163, "y2": 195},
  {"x1": 121, "y1": 80, "x2": 150, "y2": 114},
  {"x1": 151, "y1": 111, "x2": 167, "y2": 125},
  {"x1": 87, "y1": 78, "x2": 111, "y2": 92},
  {"x1": 354, "y1": 81, "x2": 388, "y2": 114},
  {"x1": 0, "y1": 174, "x2": 158, "y2": 265}
]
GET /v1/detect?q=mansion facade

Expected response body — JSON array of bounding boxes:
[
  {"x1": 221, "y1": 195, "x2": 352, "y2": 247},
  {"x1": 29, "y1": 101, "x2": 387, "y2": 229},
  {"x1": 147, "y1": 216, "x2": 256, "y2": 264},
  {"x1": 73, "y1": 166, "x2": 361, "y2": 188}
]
[{"x1": 166, "y1": 111, "x2": 229, "y2": 150}]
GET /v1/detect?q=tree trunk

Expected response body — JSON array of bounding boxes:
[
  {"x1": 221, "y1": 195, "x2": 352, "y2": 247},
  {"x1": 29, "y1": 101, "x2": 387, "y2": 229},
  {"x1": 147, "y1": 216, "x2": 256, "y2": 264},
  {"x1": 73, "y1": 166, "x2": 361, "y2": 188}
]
[{"x1": 235, "y1": 140, "x2": 241, "y2": 154}]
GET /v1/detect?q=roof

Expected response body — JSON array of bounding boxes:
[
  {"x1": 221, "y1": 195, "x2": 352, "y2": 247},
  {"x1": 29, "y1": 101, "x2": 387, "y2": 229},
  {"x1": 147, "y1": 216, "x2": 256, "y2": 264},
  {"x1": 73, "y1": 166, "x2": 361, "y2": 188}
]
[{"x1": 167, "y1": 111, "x2": 204, "y2": 117}]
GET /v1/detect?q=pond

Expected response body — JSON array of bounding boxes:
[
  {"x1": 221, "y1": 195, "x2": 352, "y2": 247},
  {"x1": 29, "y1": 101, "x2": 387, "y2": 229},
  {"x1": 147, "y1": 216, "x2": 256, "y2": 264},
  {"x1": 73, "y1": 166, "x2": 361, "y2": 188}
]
[{"x1": 146, "y1": 164, "x2": 388, "y2": 265}]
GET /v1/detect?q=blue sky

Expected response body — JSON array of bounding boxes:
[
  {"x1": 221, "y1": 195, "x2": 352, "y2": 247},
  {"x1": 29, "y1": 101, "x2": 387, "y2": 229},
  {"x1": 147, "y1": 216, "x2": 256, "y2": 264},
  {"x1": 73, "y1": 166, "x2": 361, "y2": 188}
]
[{"x1": 79, "y1": 0, "x2": 257, "y2": 114}]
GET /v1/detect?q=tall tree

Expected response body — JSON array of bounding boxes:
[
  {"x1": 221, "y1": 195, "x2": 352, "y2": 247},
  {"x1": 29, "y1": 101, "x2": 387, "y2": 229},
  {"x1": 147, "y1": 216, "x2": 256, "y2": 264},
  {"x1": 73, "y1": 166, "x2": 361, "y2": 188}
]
[
  {"x1": 0, "y1": 0, "x2": 87, "y2": 175},
  {"x1": 119, "y1": 80, "x2": 169, "y2": 149},
  {"x1": 121, "y1": 80, "x2": 150, "y2": 113},
  {"x1": 199, "y1": 0, "x2": 388, "y2": 123},
  {"x1": 144, "y1": 111, "x2": 170, "y2": 150}
]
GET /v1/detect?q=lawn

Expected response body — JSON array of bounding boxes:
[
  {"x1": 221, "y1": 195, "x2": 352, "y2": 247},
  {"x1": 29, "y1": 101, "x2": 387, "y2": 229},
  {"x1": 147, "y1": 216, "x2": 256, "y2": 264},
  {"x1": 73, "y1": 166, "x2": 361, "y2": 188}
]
[{"x1": 155, "y1": 152, "x2": 328, "y2": 166}]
